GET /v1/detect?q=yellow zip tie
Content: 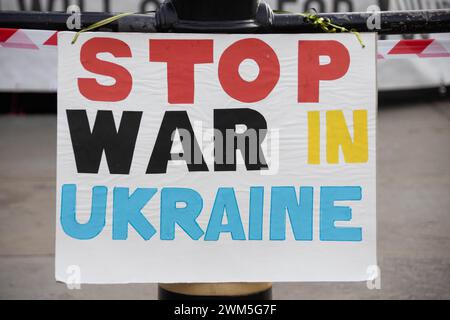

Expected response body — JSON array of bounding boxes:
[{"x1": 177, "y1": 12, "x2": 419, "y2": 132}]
[
  {"x1": 71, "y1": 12, "x2": 135, "y2": 44},
  {"x1": 274, "y1": 9, "x2": 365, "y2": 48}
]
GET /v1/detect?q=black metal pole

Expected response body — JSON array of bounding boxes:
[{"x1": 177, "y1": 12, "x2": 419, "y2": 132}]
[
  {"x1": 0, "y1": 8, "x2": 450, "y2": 34},
  {"x1": 271, "y1": 9, "x2": 450, "y2": 34},
  {"x1": 0, "y1": 11, "x2": 158, "y2": 33}
]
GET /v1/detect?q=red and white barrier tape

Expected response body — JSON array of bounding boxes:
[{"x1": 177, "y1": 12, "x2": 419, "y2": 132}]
[
  {"x1": 1, "y1": 28, "x2": 450, "y2": 59},
  {"x1": 378, "y1": 39, "x2": 450, "y2": 59},
  {"x1": 0, "y1": 28, "x2": 57, "y2": 49}
]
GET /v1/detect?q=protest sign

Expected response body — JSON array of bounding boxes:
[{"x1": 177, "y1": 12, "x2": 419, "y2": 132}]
[{"x1": 56, "y1": 32, "x2": 377, "y2": 283}]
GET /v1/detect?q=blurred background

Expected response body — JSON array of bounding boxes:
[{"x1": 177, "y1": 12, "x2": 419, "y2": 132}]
[{"x1": 0, "y1": 0, "x2": 449, "y2": 299}]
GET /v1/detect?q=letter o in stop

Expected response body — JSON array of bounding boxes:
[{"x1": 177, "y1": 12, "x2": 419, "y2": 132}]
[{"x1": 218, "y1": 38, "x2": 280, "y2": 103}]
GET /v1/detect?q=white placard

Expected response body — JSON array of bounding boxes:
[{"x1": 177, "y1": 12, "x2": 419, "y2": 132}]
[{"x1": 56, "y1": 32, "x2": 377, "y2": 283}]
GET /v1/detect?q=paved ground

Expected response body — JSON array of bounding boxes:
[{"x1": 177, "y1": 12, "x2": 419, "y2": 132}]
[{"x1": 0, "y1": 100, "x2": 449, "y2": 299}]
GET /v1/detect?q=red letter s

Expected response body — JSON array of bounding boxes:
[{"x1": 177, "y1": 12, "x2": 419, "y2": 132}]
[{"x1": 78, "y1": 37, "x2": 132, "y2": 102}]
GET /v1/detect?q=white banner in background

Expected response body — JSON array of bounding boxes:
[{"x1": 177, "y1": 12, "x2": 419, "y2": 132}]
[
  {"x1": 1, "y1": 0, "x2": 449, "y2": 92},
  {"x1": 56, "y1": 32, "x2": 377, "y2": 283}
]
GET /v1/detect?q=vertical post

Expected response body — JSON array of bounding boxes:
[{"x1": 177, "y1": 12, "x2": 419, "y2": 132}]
[
  {"x1": 159, "y1": 283, "x2": 273, "y2": 300},
  {"x1": 156, "y1": 0, "x2": 273, "y2": 300}
]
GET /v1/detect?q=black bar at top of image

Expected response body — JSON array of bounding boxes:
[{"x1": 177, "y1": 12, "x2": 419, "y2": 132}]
[{"x1": 0, "y1": 0, "x2": 450, "y2": 34}]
